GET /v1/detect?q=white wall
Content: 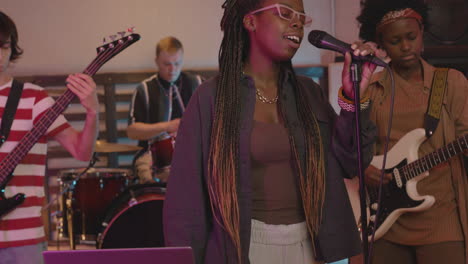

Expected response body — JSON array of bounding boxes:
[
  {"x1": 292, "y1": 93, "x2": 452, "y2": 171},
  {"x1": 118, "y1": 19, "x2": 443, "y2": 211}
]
[
  {"x1": 2, "y1": 0, "x2": 344, "y2": 76},
  {"x1": 335, "y1": 0, "x2": 361, "y2": 44}
]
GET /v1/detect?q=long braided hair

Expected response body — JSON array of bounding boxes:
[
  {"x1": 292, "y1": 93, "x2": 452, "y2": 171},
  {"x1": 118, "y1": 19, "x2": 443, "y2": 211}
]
[
  {"x1": 208, "y1": 0, "x2": 326, "y2": 262},
  {"x1": 276, "y1": 60, "x2": 326, "y2": 259}
]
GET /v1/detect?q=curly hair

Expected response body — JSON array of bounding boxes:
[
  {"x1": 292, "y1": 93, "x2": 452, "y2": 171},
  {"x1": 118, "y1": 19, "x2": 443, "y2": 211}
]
[
  {"x1": 357, "y1": 0, "x2": 429, "y2": 42},
  {"x1": 0, "y1": 11, "x2": 23, "y2": 62}
]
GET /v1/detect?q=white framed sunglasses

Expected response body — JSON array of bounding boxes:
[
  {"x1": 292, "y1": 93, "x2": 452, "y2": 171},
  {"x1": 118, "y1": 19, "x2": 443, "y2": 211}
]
[{"x1": 249, "y1": 3, "x2": 313, "y2": 28}]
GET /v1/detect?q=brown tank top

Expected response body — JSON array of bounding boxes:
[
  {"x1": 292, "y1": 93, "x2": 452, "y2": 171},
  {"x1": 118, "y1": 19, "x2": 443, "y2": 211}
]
[{"x1": 250, "y1": 120, "x2": 305, "y2": 225}]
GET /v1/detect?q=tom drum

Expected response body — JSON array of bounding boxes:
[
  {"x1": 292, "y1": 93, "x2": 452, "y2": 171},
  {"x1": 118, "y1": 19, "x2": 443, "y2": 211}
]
[{"x1": 59, "y1": 167, "x2": 131, "y2": 241}]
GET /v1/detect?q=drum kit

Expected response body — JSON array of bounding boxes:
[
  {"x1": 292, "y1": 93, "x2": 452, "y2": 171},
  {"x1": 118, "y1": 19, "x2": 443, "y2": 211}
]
[{"x1": 55, "y1": 138, "x2": 173, "y2": 250}]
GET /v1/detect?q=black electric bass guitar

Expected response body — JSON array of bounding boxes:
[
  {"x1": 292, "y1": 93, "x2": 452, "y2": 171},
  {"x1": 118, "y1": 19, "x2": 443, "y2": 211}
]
[
  {"x1": 0, "y1": 32, "x2": 140, "y2": 218},
  {"x1": 362, "y1": 128, "x2": 468, "y2": 240}
]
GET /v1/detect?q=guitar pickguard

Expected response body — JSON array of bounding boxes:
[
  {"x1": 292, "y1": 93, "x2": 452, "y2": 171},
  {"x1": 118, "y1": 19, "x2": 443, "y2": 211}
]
[{"x1": 367, "y1": 158, "x2": 426, "y2": 237}]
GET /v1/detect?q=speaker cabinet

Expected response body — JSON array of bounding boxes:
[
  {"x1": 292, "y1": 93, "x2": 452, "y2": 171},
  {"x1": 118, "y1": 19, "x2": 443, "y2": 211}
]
[{"x1": 423, "y1": 0, "x2": 468, "y2": 76}]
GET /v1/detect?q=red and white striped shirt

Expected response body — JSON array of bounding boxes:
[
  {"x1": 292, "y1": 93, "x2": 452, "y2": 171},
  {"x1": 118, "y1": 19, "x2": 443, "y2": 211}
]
[{"x1": 0, "y1": 80, "x2": 70, "y2": 248}]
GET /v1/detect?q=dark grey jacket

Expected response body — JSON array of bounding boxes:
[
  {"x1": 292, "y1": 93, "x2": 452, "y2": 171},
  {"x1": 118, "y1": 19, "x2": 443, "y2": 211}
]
[{"x1": 163, "y1": 73, "x2": 376, "y2": 264}]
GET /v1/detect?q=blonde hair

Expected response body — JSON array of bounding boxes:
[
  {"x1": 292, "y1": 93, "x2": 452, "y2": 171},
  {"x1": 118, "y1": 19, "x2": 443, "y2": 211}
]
[{"x1": 156, "y1": 36, "x2": 183, "y2": 57}]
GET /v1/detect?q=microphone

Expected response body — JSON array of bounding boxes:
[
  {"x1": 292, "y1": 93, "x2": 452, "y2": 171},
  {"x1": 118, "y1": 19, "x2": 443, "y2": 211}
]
[{"x1": 308, "y1": 30, "x2": 387, "y2": 67}]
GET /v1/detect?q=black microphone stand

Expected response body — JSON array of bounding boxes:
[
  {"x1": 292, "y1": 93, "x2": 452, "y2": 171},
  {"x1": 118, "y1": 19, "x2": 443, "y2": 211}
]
[{"x1": 350, "y1": 61, "x2": 370, "y2": 264}]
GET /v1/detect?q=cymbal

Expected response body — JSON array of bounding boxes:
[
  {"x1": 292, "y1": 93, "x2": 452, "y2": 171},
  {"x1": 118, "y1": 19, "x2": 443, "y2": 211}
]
[
  {"x1": 95, "y1": 140, "x2": 142, "y2": 153},
  {"x1": 48, "y1": 141, "x2": 142, "y2": 153}
]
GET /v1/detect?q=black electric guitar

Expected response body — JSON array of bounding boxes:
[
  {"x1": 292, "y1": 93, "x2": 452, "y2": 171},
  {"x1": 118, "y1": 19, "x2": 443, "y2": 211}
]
[
  {"x1": 0, "y1": 32, "x2": 140, "y2": 218},
  {"x1": 363, "y1": 128, "x2": 468, "y2": 240}
]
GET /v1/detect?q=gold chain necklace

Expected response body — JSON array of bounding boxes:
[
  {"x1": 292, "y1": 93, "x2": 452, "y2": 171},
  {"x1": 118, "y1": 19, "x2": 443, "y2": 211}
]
[{"x1": 255, "y1": 88, "x2": 278, "y2": 104}]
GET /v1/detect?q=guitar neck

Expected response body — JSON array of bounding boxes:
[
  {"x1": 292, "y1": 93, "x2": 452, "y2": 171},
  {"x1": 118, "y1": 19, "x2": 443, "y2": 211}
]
[
  {"x1": 0, "y1": 90, "x2": 75, "y2": 182},
  {"x1": 0, "y1": 68, "x2": 96, "y2": 182},
  {"x1": 402, "y1": 134, "x2": 468, "y2": 179}
]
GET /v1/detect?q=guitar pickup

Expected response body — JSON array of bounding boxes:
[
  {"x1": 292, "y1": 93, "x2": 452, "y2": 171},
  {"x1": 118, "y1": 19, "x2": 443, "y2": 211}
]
[{"x1": 393, "y1": 168, "x2": 403, "y2": 188}]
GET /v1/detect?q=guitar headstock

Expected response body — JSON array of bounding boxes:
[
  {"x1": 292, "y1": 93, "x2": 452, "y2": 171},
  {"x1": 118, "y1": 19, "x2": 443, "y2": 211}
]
[
  {"x1": 84, "y1": 29, "x2": 141, "y2": 76},
  {"x1": 97, "y1": 32, "x2": 140, "y2": 54}
]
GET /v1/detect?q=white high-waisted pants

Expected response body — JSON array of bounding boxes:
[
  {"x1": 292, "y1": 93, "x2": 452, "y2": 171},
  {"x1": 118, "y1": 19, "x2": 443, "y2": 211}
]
[{"x1": 249, "y1": 219, "x2": 324, "y2": 264}]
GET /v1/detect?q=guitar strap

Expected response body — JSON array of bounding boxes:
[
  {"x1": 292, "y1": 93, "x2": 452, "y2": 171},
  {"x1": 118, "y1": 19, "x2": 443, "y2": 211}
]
[
  {"x1": 424, "y1": 68, "x2": 448, "y2": 138},
  {"x1": 0, "y1": 79, "x2": 24, "y2": 147}
]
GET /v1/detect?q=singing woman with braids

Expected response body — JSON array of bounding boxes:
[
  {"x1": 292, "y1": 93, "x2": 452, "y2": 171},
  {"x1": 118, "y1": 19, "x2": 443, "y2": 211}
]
[
  {"x1": 163, "y1": 0, "x2": 378, "y2": 263},
  {"x1": 357, "y1": 0, "x2": 468, "y2": 263}
]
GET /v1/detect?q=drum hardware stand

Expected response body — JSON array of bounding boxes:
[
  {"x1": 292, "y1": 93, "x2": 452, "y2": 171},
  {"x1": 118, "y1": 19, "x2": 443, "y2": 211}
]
[
  {"x1": 96, "y1": 229, "x2": 105, "y2": 249},
  {"x1": 81, "y1": 212, "x2": 86, "y2": 241},
  {"x1": 65, "y1": 191, "x2": 75, "y2": 249},
  {"x1": 78, "y1": 213, "x2": 98, "y2": 245},
  {"x1": 43, "y1": 152, "x2": 100, "y2": 250},
  {"x1": 51, "y1": 209, "x2": 64, "y2": 251},
  {"x1": 128, "y1": 189, "x2": 138, "y2": 207}
]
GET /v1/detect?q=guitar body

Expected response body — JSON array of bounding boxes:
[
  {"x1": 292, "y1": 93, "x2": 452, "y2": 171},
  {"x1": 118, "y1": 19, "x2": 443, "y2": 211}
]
[
  {"x1": 0, "y1": 193, "x2": 26, "y2": 218},
  {"x1": 367, "y1": 128, "x2": 436, "y2": 240},
  {"x1": 349, "y1": 128, "x2": 467, "y2": 241}
]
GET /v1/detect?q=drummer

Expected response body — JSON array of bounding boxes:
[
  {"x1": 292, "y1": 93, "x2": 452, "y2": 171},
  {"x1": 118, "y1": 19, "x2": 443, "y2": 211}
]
[{"x1": 127, "y1": 36, "x2": 202, "y2": 183}]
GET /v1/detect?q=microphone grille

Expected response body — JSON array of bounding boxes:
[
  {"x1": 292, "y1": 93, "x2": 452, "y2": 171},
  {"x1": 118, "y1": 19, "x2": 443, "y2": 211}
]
[{"x1": 308, "y1": 30, "x2": 327, "y2": 46}]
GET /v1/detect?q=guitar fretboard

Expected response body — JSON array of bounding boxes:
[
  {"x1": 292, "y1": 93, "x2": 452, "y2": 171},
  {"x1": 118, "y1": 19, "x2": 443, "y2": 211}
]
[
  {"x1": 400, "y1": 134, "x2": 468, "y2": 180},
  {"x1": 0, "y1": 89, "x2": 75, "y2": 181}
]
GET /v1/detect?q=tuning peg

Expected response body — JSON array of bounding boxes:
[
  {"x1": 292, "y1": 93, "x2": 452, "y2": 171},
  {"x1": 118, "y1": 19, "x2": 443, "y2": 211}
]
[
  {"x1": 109, "y1": 34, "x2": 118, "y2": 41},
  {"x1": 118, "y1": 31, "x2": 126, "y2": 38},
  {"x1": 127, "y1": 26, "x2": 136, "y2": 33}
]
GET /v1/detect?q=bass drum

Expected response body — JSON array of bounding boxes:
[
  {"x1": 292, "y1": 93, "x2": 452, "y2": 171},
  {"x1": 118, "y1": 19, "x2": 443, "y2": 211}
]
[{"x1": 97, "y1": 183, "x2": 166, "y2": 249}]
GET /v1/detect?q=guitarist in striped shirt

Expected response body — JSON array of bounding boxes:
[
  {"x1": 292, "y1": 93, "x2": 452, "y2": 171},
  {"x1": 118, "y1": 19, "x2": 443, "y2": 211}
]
[
  {"x1": 0, "y1": 11, "x2": 99, "y2": 264},
  {"x1": 356, "y1": 0, "x2": 468, "y2": 263}
]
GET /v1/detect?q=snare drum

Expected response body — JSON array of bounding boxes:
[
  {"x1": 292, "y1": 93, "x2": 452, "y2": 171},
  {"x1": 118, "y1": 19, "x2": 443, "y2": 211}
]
[
  {"x1": 150, "y1": 134, "x2": 175, "y2": 171},
  {"x1": 97, "y1": 183, "x2": 166, "y2": 249},
  {"x1": 59, "y1": 168, "x2": 131, "y2": 242}
]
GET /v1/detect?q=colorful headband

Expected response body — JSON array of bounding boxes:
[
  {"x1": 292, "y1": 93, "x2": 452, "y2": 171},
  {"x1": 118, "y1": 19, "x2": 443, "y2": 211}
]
[{"x1": 377, "y1": 8, "x2": 423, "y2": 31}]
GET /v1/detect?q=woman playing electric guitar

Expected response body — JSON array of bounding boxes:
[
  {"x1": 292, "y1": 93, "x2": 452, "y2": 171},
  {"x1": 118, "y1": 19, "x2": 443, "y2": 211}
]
[{"x1": 356, "y1": 0, "x2": 468, "y2": 263}]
